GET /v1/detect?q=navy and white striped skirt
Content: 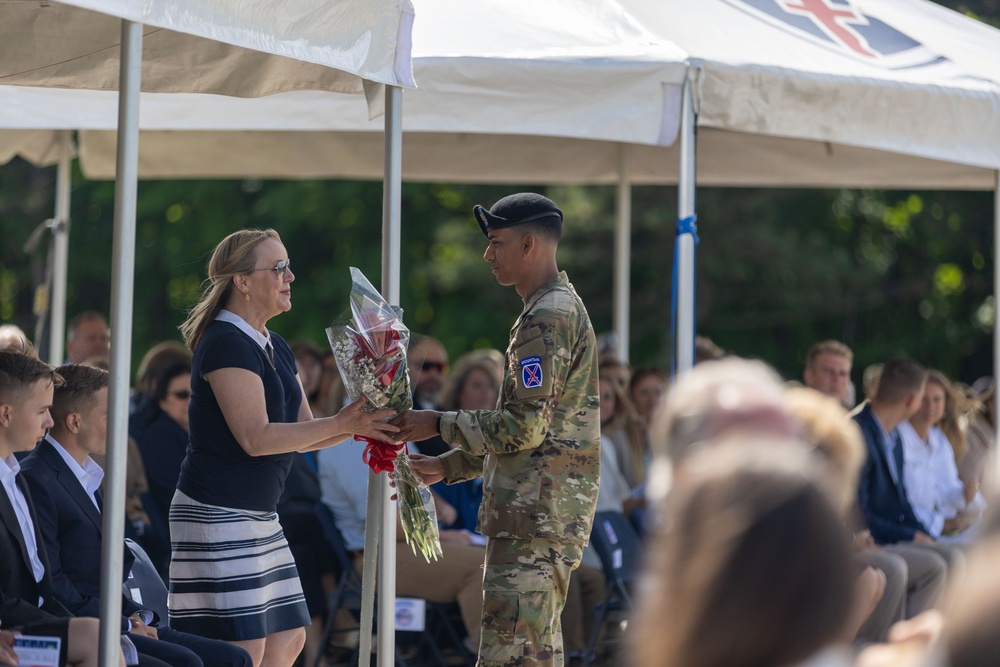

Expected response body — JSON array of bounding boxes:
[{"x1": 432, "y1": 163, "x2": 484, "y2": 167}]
[{"x1": 167, "y1": 490, "x2": 311, "y2": 641}]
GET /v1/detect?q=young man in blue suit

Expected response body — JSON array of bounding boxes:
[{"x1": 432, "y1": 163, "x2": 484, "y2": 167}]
[
  {"x1": 0, "y1": 349, "x2": 112, "y2": 667},
  {"x1": 21, "y1": 363, "x2": 252, "y2": 667},
  {"x1": 853, "y1": 357, "x2": 963, "y2": 574}
]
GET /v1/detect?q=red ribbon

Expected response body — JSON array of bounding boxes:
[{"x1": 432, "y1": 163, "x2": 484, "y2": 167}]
[{"x1": 358, "y1": 436, "x2": 405, "y2": 474}]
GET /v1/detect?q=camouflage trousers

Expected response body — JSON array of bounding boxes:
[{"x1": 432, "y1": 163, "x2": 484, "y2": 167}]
[{"x1": 477, "y1": 538, "x2": 583, "y2": 667}]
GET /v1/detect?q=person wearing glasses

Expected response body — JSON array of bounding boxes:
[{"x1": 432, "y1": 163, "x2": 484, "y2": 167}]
[
  {"x1": 407, "y1": 334, "x2": 450, "y2": 410},
  {"x1": 134, "y1": 361, "x2": 193, "y2": 544},
  {"x1": 169, "y1": 229, "x2": 399, "y2": 667}
]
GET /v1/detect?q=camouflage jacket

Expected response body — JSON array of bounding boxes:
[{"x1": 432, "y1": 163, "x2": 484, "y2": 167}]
[{"x1": 439, "y1": 272, "x2": 600, "y2": 546}]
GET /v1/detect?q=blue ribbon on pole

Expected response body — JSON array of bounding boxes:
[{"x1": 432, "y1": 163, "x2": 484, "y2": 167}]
[{"x1": 670, "y1": 215, "x2": 699, "y2": 378}]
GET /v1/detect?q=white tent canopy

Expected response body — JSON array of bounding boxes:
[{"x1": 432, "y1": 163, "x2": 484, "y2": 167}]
[
  {"x1": 0, "y1": 0, "x2": 687, "y2": 180},
  {"x1": 0, "y1": 0, "x2": 414, "y2": 97},
  {"x1": 618, "y1": 0, "x2": 1000, "y2": 187},
  {"x1": 2, "y1": 1, "x2": 415, "y2": 664}
]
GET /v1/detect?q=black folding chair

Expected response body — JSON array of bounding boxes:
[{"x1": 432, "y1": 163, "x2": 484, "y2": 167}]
[{"x1": 582, "y1": 510, "x2": 644, "y2": 664}]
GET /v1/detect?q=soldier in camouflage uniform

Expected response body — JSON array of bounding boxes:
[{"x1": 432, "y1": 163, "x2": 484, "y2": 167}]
[{"x1": 393, "y1": 192, "x2": 600, "y2": 667}]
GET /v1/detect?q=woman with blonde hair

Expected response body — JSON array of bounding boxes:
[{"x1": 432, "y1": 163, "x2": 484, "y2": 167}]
[
  {"x1": 899, "y1": 369, "x2": 983, "y2": 542},
  {"x1": 169, "y1": 229, "x2": 398, "y2": 667}
]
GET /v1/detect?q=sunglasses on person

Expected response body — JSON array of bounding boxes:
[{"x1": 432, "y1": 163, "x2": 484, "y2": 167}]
[
  {"x1": 421, "y1": 361, "x2": 447, "y2": 373},
  {"x1": 170, "y1": 390, "x2": 192, "y2": 400},
  {"x1": 252, "y1": 259, "x2": 292, "y2": 278}
]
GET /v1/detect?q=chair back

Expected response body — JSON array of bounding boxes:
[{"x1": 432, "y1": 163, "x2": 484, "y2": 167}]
[
  {"x1": 123, "y1": 537, "x2": 170, "y2": 626},
  {"x1": 589, "y1": 511, "x2": 643, "y2": 597},
  {"x1": 314, "y1": 501, "x2": 363, "y2": 593}
]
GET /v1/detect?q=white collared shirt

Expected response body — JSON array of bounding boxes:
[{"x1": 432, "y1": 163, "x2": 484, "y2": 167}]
[
  {"x1": 47, "y1": 436, "x2": 104, "y2": 512},
  {"x1": 899, "y1": 421, "x2": 966, "y2": 538},
  {"x1": 216, "y1": 309, "x2": 270, "y2": 350},
  {"x1": 0, "y1": 454, "x2": 46, "y2": 587}
]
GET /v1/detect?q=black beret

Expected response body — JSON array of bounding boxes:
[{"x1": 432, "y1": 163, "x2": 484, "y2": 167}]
[{"x1": 473, "y1": 193, "x2": 563, "y2": 237}]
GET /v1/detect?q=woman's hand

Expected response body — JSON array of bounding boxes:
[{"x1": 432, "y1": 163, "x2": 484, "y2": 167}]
[{"x1": 336, "y1": 397, "x2": 400, "y2": 441}]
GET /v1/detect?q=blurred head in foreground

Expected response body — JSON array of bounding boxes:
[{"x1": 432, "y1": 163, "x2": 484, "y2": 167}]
[
  {"x1": 633, "y1": 444, "x2": 854, "y2": 667},
  {"x1": 646, "y1": 357, "x2": 799, "y2": 503}
]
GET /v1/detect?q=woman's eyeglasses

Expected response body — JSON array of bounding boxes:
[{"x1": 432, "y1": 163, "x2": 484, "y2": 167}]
[
  {"x1": 252, "y1": 259, "x2": 291, "y2": 278},
  {"x1": 170, "y1": 390, "x2": 192, "y2": 400}
]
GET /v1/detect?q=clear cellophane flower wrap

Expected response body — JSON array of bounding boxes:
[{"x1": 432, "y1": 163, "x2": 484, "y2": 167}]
[
  {"x1": 394, "y1": 454, "x2": 443, "y2": 561},
  {"x1": 326, "y1": 267, "x2": 441, "y2": 562}
]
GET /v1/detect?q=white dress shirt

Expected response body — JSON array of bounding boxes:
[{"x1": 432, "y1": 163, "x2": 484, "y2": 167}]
[
  {"x1": 0, "y1": 454, "x2": 46, "y2": 589},
  {"x1": 47, "y1": 435, "x2": 105, "y2": 511},
  {"x1": 899, "y1": 421, "x2": 966, "y2": 538}
]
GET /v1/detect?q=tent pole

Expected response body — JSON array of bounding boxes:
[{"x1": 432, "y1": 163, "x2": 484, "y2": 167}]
[
  {"x1": 49, "y1": 131, "x2": 72, "y2": 365},
  {"x1": 377, "y1": 84, "x2": 403, "y2": 667},
  {"x1": 613, "y1": 145, "x2": 632, "y2": 364},
  {"x1": 994, "y1": 170, "x2": 999, "y2": 473},
  {"x1": 99, "y1": 20, "x2": 141, "y2": 667},
  {"x1": 676, "y1": 66, "x2": 698, "y2": 374}
]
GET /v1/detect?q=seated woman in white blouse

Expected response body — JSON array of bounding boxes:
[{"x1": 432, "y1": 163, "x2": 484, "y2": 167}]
[{"x1": 899, "y1": 370, "x2": 984, "y2": 543}]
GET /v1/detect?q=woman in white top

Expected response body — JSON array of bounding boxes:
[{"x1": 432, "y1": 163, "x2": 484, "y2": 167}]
[{"x1": 900, "y1": 370, "x2": 983, "y2": 542}]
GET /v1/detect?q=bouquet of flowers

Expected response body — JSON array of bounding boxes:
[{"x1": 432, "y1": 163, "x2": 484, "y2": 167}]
[{"x1": 326, "y1": 267, "x2": 441, "y2": 561}]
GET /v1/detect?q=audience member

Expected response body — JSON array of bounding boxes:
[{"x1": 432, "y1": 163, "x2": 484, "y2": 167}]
[
  {"x1": 407, "y1": 334, "x2": 449, "y2": 410},
  {"x1": 960, "y1": 377, "x2": 994, "y2": 496},
  {"x1": 595, "y1": 376, "x2": 632, "y2": 515},
  {"x1": 633, "y1": 444, "x2": 855, "y2": 667},
  {"x1": 134, "y1": 360, "x2": 193, "y2": 563},
  {"x1": 0, "y1": 350, "x2": 119, "y2": 667},
  {"x1": 854, "y1": 358, "x2": 963, "y2": 572},
  {"x1": 314, "y1": 350, "x2": 347, "y2": 418},
  {"x1": 599, "y1": 374, "x2": 648, "y2": 492},
  {"x1": 899, "y1": 370, "x2": 984, "y2": 543},
  {"x1": 130, "y1": 341, "x2": 191, "y2": 436},
  {"x1": 65, "y1": 312, "x2": 110, "y2": 364},
  {"x1": 597, "y1": 358, "x2": 630, "y2": 389},
  {"x1": 803, "y1": 339, "x2": 853, "y2": 409},
  {"x1": 82, "y1": 356, "x2": 161, "y2": 564},
  {"x1": 422, "y1": 353, "x2": 501, "y2": 519},
  {"x1": 21, "y1": 363, "x2": 252, "y2": 667},
  {"x1": 289, "y1": 340, "x2": 325, "y2": 418},
  {"x1": 628, "y1": 366, "x2": 667, "y2": 426}
]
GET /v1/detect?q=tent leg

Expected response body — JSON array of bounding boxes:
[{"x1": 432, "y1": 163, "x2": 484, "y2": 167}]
[
  {"x1": 613, "y1": 145, "x2": 631, "y2": 364},
  {"x1": 675, "y1": 68, "x2": 698, "y2": 374},
  {"x1": 377, "y1": 84, "x2": 403, "y2": 667},
  {"x1": 99, "y1": 19, "x2": 142, "y2": 667},
  {"x1": 49, "y1": 131, "x2": 72, "y2": 366},
  {"x1": 994, "y1": 170, "x2": 999, "y2": 474}
]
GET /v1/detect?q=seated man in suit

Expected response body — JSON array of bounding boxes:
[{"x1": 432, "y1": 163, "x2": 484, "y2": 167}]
[
  {"x1": 0, "y1": 350, "x2": 114, "y2": 667},
  {"x1": 20, "y1": 363, "x2": 251, "y2": 667},
  {"x1": 854, "y1": 357, "x2": 964, "y2": 576}
]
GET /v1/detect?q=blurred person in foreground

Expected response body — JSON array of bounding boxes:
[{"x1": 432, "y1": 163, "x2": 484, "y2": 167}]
[
  {"x1": 392, "y1": 193, "x2": 600, "y2": 667},
  {"x1": 169, "y1": 228, "x2": 398, "y2": 667},
  {"x1": 633, "y1": 443, "x2": 856, "y2": 667}
]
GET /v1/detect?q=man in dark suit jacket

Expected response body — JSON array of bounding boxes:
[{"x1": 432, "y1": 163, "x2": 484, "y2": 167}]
[
  {"x1": 0, "y1": 350, "x2": 109, "y2": 667},
  {"x1": 853, "y1": 357, "x2": 963, "y2": 572},
  {"x1": 20, "y1": 363, "x2": 251, "y2": 667}
]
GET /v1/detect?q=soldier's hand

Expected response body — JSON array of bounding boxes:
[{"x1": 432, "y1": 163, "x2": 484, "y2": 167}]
[
  {"x1": 407, "y1": 453, "x2": 446, "y2": 486},
  {"x1": 390, "y1": 410, "x2": 442, "y2": 442}
]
